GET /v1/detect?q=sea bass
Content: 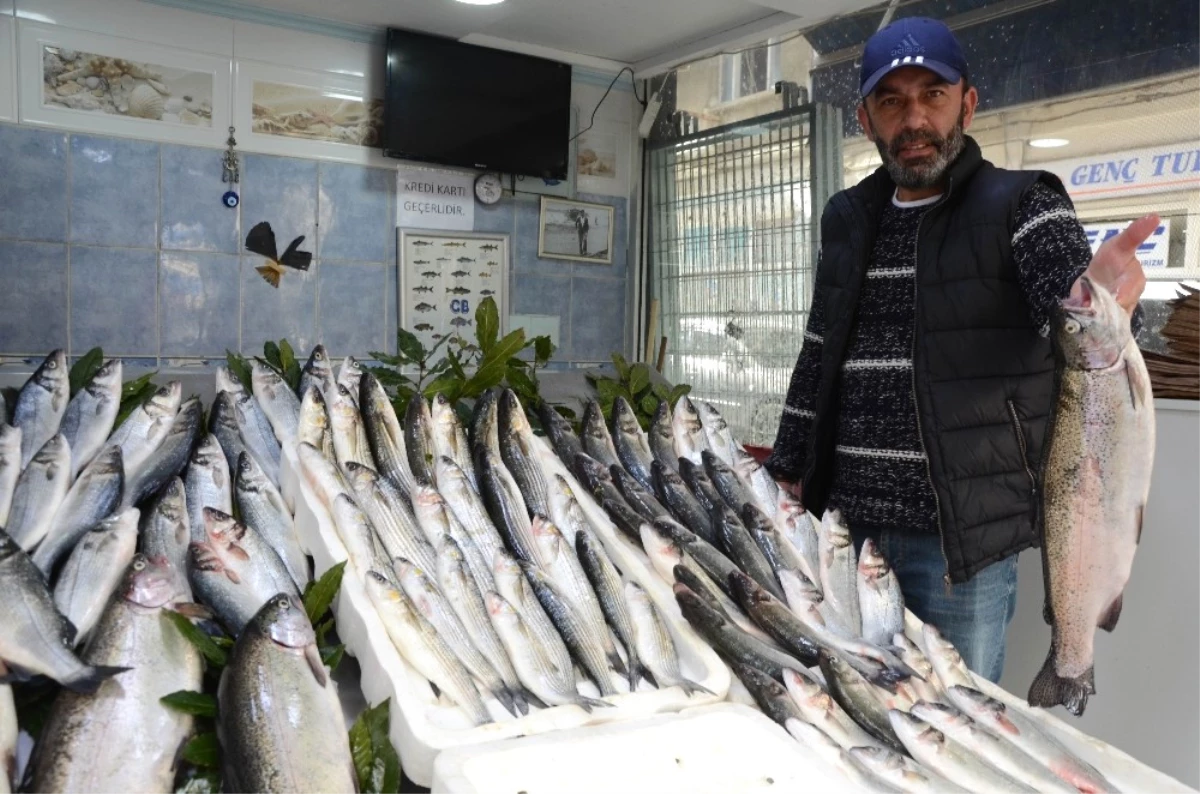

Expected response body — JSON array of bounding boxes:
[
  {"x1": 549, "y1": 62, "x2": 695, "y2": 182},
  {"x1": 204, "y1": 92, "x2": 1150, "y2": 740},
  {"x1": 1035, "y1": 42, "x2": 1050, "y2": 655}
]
[
  {"x1": 12, "y1": 350, "x2": 68, "y2": 469},
  {"x1": 1031, "y1": 276, "x2": 1155, "y2": 716}
]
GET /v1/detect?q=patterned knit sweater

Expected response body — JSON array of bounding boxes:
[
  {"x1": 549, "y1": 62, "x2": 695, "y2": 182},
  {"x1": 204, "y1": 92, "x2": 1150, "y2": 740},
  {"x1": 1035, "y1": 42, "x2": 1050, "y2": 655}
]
[{"x1": 768, "y1": 182, "x2": 1135, "y2": 534}]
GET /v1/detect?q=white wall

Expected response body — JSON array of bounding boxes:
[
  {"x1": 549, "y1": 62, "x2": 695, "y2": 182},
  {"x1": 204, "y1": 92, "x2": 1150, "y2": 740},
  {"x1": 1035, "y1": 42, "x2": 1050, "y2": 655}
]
[{"x1": 999, "y1": 400, "x2": 1200, "y2": 789}]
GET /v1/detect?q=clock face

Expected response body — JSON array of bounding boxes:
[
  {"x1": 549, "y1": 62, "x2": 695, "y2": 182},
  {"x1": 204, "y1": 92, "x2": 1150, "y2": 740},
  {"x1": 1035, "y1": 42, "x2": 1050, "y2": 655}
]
[{"x1": 475, "y1": 173, "x2": 503, "y2": 205}]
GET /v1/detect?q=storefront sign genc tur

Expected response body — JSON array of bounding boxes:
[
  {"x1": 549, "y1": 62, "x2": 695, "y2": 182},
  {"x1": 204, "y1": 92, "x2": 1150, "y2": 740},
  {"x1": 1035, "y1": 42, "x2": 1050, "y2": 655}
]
[{"x1": 1040, "y1": 142, "x2": 1200, "y2": 201}]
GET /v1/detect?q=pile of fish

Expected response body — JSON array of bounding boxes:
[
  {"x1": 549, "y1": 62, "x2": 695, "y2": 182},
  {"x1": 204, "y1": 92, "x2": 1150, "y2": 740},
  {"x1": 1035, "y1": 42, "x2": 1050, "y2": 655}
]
[
  {"x1": 0, "y1": 347, "x2": 355, "y2": 792},
  {"x1": 297, "y1": 364, "x2": 713, "y2": 726},
  {"x1": 535, "y1": 394, "x2": 1121, "y2": 793}
]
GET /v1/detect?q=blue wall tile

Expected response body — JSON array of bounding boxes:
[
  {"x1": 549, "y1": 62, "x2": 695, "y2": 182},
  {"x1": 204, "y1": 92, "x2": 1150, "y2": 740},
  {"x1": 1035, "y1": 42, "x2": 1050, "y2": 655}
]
[
  {"x1": 0, "y1": 242, "x2": 67, "y2": 352},
  {"x1": 241, "y1": 154, "x2": 318, "y2": 253},
  {"x1": 474, "y1": 199, "x2": 515, "y2": 235},
  {"x1": 69, "y1": 135, "x2": 159, "y2": 248},
  {"x1": 160, "y1": 251, "x2": 241, "y2": 356},
  {"x1": 318, "y1": 163, "x2": 392, "y2": 262},
  {"x1": 70, "y1": 246, "x2": 158, "y2": 355},
  {"x1": 318, "y1": 261, "x2": 387, "y2": 356},
  {"x1": 570, "y1": 276, "x2": 626, "y2": 361},
  {"x1": 513, "y1": 196, "x2": 573, "y2": 277},
  {"x1": 513, "y1": 273, "x2": 572, "y2": 358},
  {"x1": 161, "y1": 145, "x2": 240, "y2": 253},
  {"x1": 0, "y1": 126, "x2": 68, "y2": 242},
  {"x1": 240, "y1": 255, "x2": 317, "y2": 354},
  {"x1": 385, "y1": 264, "x2": 398, "y2": 355}
]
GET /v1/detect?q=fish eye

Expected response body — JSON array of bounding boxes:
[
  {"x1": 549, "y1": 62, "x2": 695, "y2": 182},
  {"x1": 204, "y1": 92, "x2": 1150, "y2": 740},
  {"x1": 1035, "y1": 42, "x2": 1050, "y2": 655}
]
[
  {"x1": 1064, "y1": 318, "x2": 1081, "y2": 334},
  {"x1": 133, "y1": 558, "x2": 146, "y2": 570}
]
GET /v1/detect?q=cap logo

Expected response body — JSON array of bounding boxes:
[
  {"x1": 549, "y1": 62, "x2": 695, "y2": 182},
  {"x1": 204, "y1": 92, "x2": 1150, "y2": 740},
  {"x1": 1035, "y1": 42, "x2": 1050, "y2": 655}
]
[{"x1": 890, "y1": 33, "x2": 925, "y2": 58}]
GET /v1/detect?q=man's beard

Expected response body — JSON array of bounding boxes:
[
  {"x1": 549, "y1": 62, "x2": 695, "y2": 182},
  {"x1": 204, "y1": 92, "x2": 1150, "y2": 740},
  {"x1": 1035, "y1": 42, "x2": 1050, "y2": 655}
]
[{"x1": 872, "y1": 107, "x2": 967, "y2": 189}]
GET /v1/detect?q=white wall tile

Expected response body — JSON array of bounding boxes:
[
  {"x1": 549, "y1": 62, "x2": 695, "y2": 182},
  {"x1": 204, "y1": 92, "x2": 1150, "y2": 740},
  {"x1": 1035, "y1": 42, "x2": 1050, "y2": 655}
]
[{"x1": 17, "y1": 0, "x2": 233, "y2": 55}]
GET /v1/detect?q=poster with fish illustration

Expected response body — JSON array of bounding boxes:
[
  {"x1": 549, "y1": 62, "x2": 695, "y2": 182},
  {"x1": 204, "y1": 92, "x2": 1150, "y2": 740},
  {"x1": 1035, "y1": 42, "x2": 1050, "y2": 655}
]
[{"x1": 397, "y1": 229, "x2": 509, "y2": 349}]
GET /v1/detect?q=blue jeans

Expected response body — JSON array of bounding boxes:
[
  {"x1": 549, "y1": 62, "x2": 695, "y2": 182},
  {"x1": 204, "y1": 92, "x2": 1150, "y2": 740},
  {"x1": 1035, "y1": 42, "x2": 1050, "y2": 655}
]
[{"x1": 851, "y1": 530, "x2": 1019, "y2": 683}]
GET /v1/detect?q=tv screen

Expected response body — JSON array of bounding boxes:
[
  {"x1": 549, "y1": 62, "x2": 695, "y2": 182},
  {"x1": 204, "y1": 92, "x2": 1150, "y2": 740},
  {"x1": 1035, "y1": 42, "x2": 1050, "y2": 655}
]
[{"x1": 384, "y1": 29, "x2": 573, "y2": 179}]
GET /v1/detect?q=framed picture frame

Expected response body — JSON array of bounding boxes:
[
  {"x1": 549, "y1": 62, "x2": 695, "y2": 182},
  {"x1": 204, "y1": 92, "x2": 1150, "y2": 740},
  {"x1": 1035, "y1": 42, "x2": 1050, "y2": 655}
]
[
  {"x1": 397, "y1": 228, "x2": 510, "y2": 350},
  {"x1": 576, "y1": 119, "x2": 631, "y2": 197},
  {"x1": 538, "y1": 196, "x2": 615, "y2": 265},
  {"x1": 234, "y1": 59, "x2": 389, "y2": 165},
  {"x1": 17, "y1": 22, "x2": 230, "y2": 147}
]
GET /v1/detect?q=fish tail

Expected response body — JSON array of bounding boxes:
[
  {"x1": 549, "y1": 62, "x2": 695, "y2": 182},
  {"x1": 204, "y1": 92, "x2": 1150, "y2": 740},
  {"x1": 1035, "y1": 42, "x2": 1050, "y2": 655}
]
[
  {"x1": 1028, "y1": 651, "x2": 1093, "y2": 716},
  {"x1": 679, "y1": 677, "x2": 715, "y2": 698},
  {"x1": 574, "y1": 695, "x2": 613, "y2": 712},
  {"x1": 521, "y1": 687, "x2": 548, "y2": 711},
  {"x1": 63, "y1": 664, "x2": 130, "y2": 694},
  {"x1": 638, "y1": 663, "x2": 658, "y2": 689},
  {"x1": 493, "y1": 685, "x2": 519, "y2": 718},
  {"x1": 607, "y1": 648, "x2": 629, "y2": 677},
  {"x1": 510, "y1": 687, "x2": 530, "y2": 716}
]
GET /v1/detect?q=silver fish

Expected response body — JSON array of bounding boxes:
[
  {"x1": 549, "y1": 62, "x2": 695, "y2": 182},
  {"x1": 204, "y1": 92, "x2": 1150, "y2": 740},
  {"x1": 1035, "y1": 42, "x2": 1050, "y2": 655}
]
[
  {"x1": 208, "y1": 390, "x2": 253, "y2": 478},
  {"x1": 697, "y1": 401, "x2": 737, "y2": 466},
  {"x1": 671, "y1": 396, "x2": 710, "y2": 465},
  {"x1": 468, "y1": 389, "x2": 501, "y2": 466},
  {"x1": 112, "y1": 381, "x2": 182, "y2": 479},
  {"x1": 345, "y1": 463, "x2": 436, "y2": 576},
  {"x1": 1032, "y1": 276, "x2": 1155, "y2": 716},
  {"x1": 818, "y1": 509, "x2": 862, "y2": 638},
  {"x1": 714, "y1": 503, "x2": 786, "y2": 600},
  {"x1": 785, "y1": 718, "x2": 898, "y2": 793},
  {"x1": 498, "y1": 390, "x2": 551, "y2": 518},
  {"x1": 252, "y1": 361, "x2": 301, "y2": 447},
  {"x1": 366, "y1": 570, "x2": 492, "y2": 725},
  {"x1": 889, "y1": 710, "x2": 1033, "y2": 793},
  {"x1": 679, "y1": 457, "x2": 723, "y2": 515},
  {"x1": 185, "y1": 434, "x2": 232, "y2": 543},
  {"x1": 732, "y1": 445, "x2": 780, "y2": 516},
  {"x1": 299, "y1": 344, "x2": 334, "y2": 399},
  {"x1": 328, "y1": 383, "x2": 371, "y2": 471},
  {"x1": 336, "y1": 355, "x2": 363, "y2": 398},
  {"x1": 537, "y1": 401, "x2": 584, "y2": 467},
  {"x1": 296, "y1": 442, "x2": 351, "y2": 512},
  {"x1": 218, "y1": 594, "x2": 356, "y2": 792},
  {"x1": 651, "y1": 460, "x2": 716, "y2": 544},
  {"x1": 819, "y1": 652, "x2": 907, "y2": 754},
  {"x1": 0, "y1": 426, "x2": 21, "y2": 529},
  {"x1": 478, "y1": 449, "x2": 538, "y2": 564},
  {"x1": 437, "y1": 456, "x2": 507, "y2": 593},
  {"x1": 611, "y1": 396, "x2": 655, "y2": 490},
  {"x1": 492, "y1": 549, "x2": 574, "y2": 680},
  {"x1": 910, "y1": 702, "x2": 1076, "y2": 794},
  {"x1": 487, "y1": 591, "x2": 607, "y2": 712},
  {"x1": 575, "y1": 529, "x2": 645, "y2": 690},
  {"x1": 892, "y1": 633, "x2": 946, "y2": 706},
  {"x1": 531, "y1": 516, "x2": 627, "y2": 678},
  {"x1": 626, "y1": 581, "x2": 712, "y2": 696},
  {"x1": 782, "y1": 668, "x2": 886, "y2": 751},
  {"x1": 702, "y1": 449, "x2": 757, "y2": 513},
  {"x1": 922, "y1": 624, "x2": 974, "y2": 693},
  {"x1": 360, "y1": 373, "x2": 417, "y2": 497},
  {"x1": 405, "y1": 396, "x2": 438, "y2": 487},
  {"x1": 648, "y1": 401, "x2": 678, "y2": 473},
  {"x1": 123, "y1": 396, "x2": 202, "y2": 509},
  {"x1": 7, "y1": 434, "x2": 72, "y2": 552},
  {"x1": 329, "y1": 492, "x2": 392, "y2": 577},
  {"x1": 945, "y1": 685, "x2": 1117, "y2": 794},
  {"x1": 141, "y1": 477, "x2": 191, "y2": 591},
  {"x1": 580, "y1": 400, "x2": 621, "y2": 470},
  {"x1": 652, "y1": 516, "x2": 741, "y2": 599},
  {"x1": 52, "y1": 508, "x2": 139, "y2": 644},
  {"x1": 437, "y1": 537, "x2": 525, "y2": 715},
  {"x1": 188, "y1": 508, "x2": 298, "y2": 634},
  {"x1": 1, "y1": 683, "x2": 16, "y2": 794},
  {"x1": 35, "y1": 444, "x2": 124, "y2": 575},
  {"x1": 849, "y1": 746, "x2": 968, "y2": 793},
  {"x1": 228, "y1": 379, "x2": 283, "y2": 484},
  {"x1": 32, "y1": 555, "x2": 202, "y2": 792},
  {"x1": 743, "y1": 502, "x2": 816, "y2": 591},
  {"x1": 610, "y1": 464, "x2": 670, "y2": 523},
  {"x1": 0, "y1": 529, "x2": 125, "y2": 691},
  {"x1": 397, "y1": 558, "x2": 514, "y2": 716},
  {"x1": 432, "y1": 393, "x2": 477, "y2": 492},
  {"x1": 12, "y1": 350, "x2": 68, "y2": 469},
  {"x1": 297, "y1": 385, "x2": 334, "y2": 460},
  {"x1": 777, "y1": 494, "x2": 822, "y2": 592},
  {"x1": 409, "y1": 485, "x2": 487, "y2": 587},
  {"x1": 59, "y1": 358, "x2": 121, "y2": 478},
  {"x1": 858, "y1": 539, "x2": 905, "y2": 647},
  {"x1": 731, "y1": 661, "x2": 804, "y2": 725},
  {"x1": 236, "y1": 452, "x2": 310, "y2": 588}
]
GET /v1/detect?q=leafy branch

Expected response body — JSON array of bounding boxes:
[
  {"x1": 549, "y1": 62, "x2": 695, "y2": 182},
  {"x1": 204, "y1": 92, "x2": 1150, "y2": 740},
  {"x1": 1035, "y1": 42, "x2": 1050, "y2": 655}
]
[
  {"x1": 587, "y1": 353, "x2": 690, "y2": 431},
  {"x1": 225, "y1": 338, "x2": 302, "y2": 393}
]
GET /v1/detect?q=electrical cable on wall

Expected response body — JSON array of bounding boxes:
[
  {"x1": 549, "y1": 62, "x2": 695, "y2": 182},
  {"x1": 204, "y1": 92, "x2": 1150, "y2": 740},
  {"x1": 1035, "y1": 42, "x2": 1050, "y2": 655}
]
[{"x1": 570, "y1": 66, "x2": 647, "y2": 143}]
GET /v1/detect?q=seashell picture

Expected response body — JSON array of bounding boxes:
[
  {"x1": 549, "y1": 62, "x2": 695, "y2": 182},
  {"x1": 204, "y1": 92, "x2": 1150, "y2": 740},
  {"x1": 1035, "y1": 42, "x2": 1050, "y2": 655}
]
[
  {"x1": 576, "y1": 131, "x2": 618, "y2": 179},
  {"x1": 251, "y1": 80, "x2": 383, "y2": 148},
  {"x1": 41, "y1": 46, "x2": 214, "y2": 126}
]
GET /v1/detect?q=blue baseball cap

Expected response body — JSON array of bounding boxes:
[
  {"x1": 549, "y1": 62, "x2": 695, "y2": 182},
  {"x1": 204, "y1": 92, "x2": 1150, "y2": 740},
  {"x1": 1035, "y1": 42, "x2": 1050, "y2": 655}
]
[{"x1": 859, "y1": 17, "x2": 968, "y2": 97}]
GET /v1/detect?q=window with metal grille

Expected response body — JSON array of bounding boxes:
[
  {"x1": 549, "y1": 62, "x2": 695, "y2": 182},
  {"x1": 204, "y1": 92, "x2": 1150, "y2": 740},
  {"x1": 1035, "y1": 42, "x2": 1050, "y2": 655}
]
[{"x1": 647, "y1": 106, "x2": 819, "y2": 446}]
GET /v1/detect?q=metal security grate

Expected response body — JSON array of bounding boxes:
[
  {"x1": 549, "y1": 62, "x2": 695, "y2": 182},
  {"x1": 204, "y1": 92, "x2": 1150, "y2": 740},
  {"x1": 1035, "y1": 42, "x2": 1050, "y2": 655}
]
[{"x1": 647, "y1": 106, "x2": 821, "y2": 446}]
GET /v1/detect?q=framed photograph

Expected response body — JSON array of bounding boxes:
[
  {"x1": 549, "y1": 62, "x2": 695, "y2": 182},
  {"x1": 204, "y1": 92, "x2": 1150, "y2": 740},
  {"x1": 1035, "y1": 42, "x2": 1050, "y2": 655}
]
[
  {"x1": 397, "y1": 229, "x2": 509, "y2": 349},
  {"x1": 18, "y1": 22, "x2": 230, "y2": 147},
  {"x1": 235, "y1": 59, "x2": 390, "y2": 165},
  {"x1": 576, "y1": 120, "x2": 631, "y2": 196},
  {"x1": 538, "y1": 196, "x2": 615, "y2": 265}
]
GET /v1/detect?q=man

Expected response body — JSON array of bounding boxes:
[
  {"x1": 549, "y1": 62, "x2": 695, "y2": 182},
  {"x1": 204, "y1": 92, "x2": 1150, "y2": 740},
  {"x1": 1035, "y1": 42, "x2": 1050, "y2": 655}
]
[{"x1": 765, "y1": 16, "x2": 1154, "y2": 683}]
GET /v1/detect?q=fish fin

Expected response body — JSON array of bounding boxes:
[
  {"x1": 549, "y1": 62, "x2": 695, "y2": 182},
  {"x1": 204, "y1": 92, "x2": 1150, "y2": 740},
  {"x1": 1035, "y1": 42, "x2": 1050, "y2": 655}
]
[
  {"x1": 1125, "y1": 356, "x2": 1149, "y2": 410},
  {"x1": 227, "y1": 543, "x2": 250, "y2": 561},
  {"x1": 171, "y1": 601, "x2": 213, "y2": 620},
  {"x1": 521, "y1": 687, "x2": 548, "y2": 711},
  {"x1": 304, "y1": 643, "x2": 328, "y2": 687},
  {"x1": 1135, "y1": 504, "x2": 1144, "y2": 545},
  {"x1": 256, "y1": 264, "x2": 281, "y2": 288},
  {"x1": 510, "y1": 687, "x2": 530, "y2": 716},
  {"x1": 575, "y1": 695, "x2": 613, "y2": 712},
  {"x1": 493, "y1": 686, "x2": 519, "y2": 718},
  {"x1": 224, "y1": 568, "x2": 241, "y2": 584},
  {"x1": 63, "y1": 665, "x2": 130, "y2": 694},
  {"x1": 638, "y1": 664, "x2": 658, "y2": 689},
  {"x1": 1027, "y1": 651, "x2": 1092, "y2": 717},
  {"x1": 607, "y1": 649, "x2": 629, "y2": 677},
  {"x1": 1097, "y1": 592, "x2": 1123, "y2": 632},
  {"x1": 1042, "y1": 597, "x2": 1054, "y2": 625},
  {"x1": 679, "y1": 677, "x2": 716, "y2": 698}
]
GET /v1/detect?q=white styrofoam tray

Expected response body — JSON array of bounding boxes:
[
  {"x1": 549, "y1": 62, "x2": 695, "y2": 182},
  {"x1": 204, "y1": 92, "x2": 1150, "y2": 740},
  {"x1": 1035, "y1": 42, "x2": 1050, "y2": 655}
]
[
  {"x1": 429, "y1": 702, "x2": 858, "y2": 794},
  {"x1": 285, "y1": 446, "x2": 730, "y2": 787}
]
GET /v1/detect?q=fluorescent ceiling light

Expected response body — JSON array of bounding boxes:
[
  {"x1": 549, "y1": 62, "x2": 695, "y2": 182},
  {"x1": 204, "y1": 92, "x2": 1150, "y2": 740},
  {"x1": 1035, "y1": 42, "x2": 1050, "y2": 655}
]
[
  {"x1": 1029, "y1": 138, "x2": 1070, "y2": 148},
  {"x1": 454, "y1": 0, "x2": 506, "y2": 4}
]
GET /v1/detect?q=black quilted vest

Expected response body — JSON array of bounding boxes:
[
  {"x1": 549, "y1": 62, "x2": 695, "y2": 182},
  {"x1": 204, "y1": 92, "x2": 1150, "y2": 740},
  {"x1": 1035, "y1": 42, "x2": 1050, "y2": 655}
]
[{"x1": 801, "y1": 136, "x2": 1068, "y2": 584}]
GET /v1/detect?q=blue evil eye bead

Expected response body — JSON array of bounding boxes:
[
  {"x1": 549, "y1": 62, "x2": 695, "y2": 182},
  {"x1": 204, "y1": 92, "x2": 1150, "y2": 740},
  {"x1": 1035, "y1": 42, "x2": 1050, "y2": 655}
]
[{"x1": 222, "y1": 190, "x2": 240, "y2": 208}]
